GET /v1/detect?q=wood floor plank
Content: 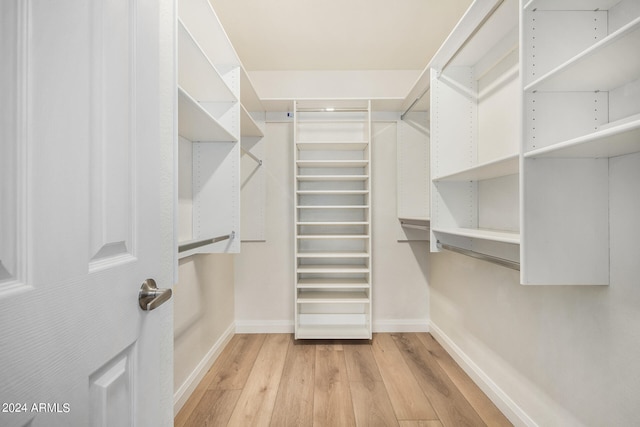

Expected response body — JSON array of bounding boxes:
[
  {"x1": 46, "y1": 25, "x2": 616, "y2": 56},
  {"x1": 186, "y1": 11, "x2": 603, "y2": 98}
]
[
  {"x1": 175, "y1": 333, "x2": 512, "y2": 427},
  {"x1": 391, "y1": 333, "x2": 487, "y2": 427},
  {"x1": 350, "y1": 380, "x2": 400, "y2": 427},
  {"x1": 207, "y1": 333, "x2": 267, "y2": 390},
  {"x1": 344, "y1": 343, "x2": 383, "y2": 385},
  {"x1": 314, "y1": 345, "x2": 357, "y2": 427},
  {"x1": 398, "y1": 421, "x2": 444, "y2": 427},
  {"x1": 174, "y1": 334, "x2": 249, "y2": 427},
  {"x1": 416, "y1": 333, "x2": 512, "y2": 427},
  {"x1": 270, "y1": 337, "x2": 316, "y2": 427},
  {"x1": 182, "y1": 389, "x2": 241, "y2": 427},
  {"x1": 226, "y1": 333, "x2": 290, "y2": 427},
  {"x1": 371, "y1": 334, "x2": 438, "y2": 421}
]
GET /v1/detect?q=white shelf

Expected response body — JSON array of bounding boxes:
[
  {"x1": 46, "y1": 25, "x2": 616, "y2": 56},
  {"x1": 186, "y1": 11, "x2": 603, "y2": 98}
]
[
  {"x1": 524, "y1": 0, "x2": 621, "y2": 11},
  {"x1": 297, "y1": 278, "x2": 370, "y2": 289},
  {"x1": 296, "y1": 175, "x2": 368, "y2": 182},
  {"x1": 240, "y1": 67, "x2": 264, "y2": 113},
  {"x1": 296, "y1": 264, "x2": 370, "y2": 274},
  {"x1": 297, "y1": 234, "x2": 369, "y2": 239},
  {"x1": 297, "y1": 221, "x2": 369, "y2": 226},
  {"x1": 177, "y1": 20, "x2": 236, "y2": 104},
  {"x1": 296, "y1": 160, "x2": 369, "y2": 168},
  {"x1": 525, "y1": 17, "x2": 640, "y2": 92},
  {"x1": 296, "y1": 141, "x2": 369, "y2": 151},
  {"x1": 297, "y1": 205, "x2": 368, "y2": 209},
  {"x1": 524, "y1": 118, "x2": 640, "y2": 159},
  {"x1": 297, "y1": 291, "x2": 369, "y2": 304},
  {"x1": 295, "y1": 324, "x2": 371, "y2": 340},
  {"x1": 178, "y1": 87, "x2": 237, "y2": 142},
  {"x1": 433, "y1": 227, "x2": 521, "y2": 245},
  {"x1": 297, "y1": 252, "x2": 369, "y2": 258},
  {"x1": 297, "y1": 190, "x2": 369, "y2": 195},
  {"x1": 433, "y1": 154, "x2": 519, "y2": 182},
  {"x1": 398, "y1": 216, "x2": 430, "y2": 223},
  {"x1": 178, "y1": 0, "x2": 239, "y2": 69},
  {"x1": 240, "y1": 105, "x2": 263, "y2": 137}
]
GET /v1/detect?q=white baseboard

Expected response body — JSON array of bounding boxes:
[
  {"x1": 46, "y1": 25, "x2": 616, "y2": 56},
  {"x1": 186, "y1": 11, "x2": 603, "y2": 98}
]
[
  {"x1": 234, "y1": 319, "x2": 429, "y2": 334},
  {"x1": 173, "y1": 322, "x2": 235, "y2": 415},
  {"x1": 234, "y1": 319, "x2": 294, "y2": 334},
  {"x1": 428, "y1": 321, "x2": 537, "y2": 427},
  {"x1": 373, "y1": 319, "x2": 429, "y2": 332}
]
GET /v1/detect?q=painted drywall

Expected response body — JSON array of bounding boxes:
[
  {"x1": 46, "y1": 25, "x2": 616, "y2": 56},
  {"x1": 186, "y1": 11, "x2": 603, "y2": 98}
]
[
  {"x1": 173, "y1": 254, "x2": 235, "y2": 410},
  {"x1": 249, "y1": 70, "x2": 420, "y2": 101},
  {"x1": 234, "y1": 120, "x2": 429, "y2": 332},
  {"x1": 430, "y1": 152, "x2": 640, "y2": 425}
]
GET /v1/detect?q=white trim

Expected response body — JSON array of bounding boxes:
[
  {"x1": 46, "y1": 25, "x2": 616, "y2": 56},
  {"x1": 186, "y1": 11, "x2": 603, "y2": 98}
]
[
  {"x1": 234, "y1": 319, "x2": 430, "y2": 334},
  {"x1": 234, "y1": 320, "x2": 294, "y2": 334},
  {"x1": 173, "y1": 322, "x2": 235, "y2": 414},
  {"x1": 428, "y1": 321, "x2": 537, "y2": 427},
  {"x1": 373, "y1": 319, "x2": 429, "y2": 333}
]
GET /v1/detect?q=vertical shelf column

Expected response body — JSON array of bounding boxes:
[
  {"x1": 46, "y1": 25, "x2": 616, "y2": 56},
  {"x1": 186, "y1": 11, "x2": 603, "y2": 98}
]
[{"x1": 294, "y1": 100, "x2": 372, "y2": 339}]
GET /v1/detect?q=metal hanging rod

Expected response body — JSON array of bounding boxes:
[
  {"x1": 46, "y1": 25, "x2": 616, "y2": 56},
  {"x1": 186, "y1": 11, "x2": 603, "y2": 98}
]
[
  {"x1": 439, "y1": 0, "x2": 505, "y2": 72},
  {"x1": 437, "y1": 241, "x2": 520, "y2": 271},
  {"x1": 401, "y1": 87, "x2": 430, "y2": 120},
  {"x1": 241, "y1": 147, "x2": 263, "y2": 166},
  {"x1": 178, "y1": 231, "x2": 235, "y2": 253}
]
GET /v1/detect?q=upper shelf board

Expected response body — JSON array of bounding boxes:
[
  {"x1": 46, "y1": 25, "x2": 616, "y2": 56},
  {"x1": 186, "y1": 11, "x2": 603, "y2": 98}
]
[
  {"x1": 178, "y1": 87, "x2": 237, "y2": 142},
  {"x1": 525, "y1": 117, "x2": 640, "y2": 158},
  {"x1": 524, "y1": 0, "x2": 621, "y2": 11},
  {"x1": 433, "y1": 227, "x2": 521, "y2": 245},
  {"x1": 525, "y1": 17, "x2": 640, "y2": 92},
  {"x1": 178, "y1": 20, "x2": 237, "y2": 103},
  {"x1": 240, "y1": 105, "x2": 263, "y2": 137},
  {"x1": 433, "y1": 154, "x2": 519, "y2": 181},
  {"x1": 178, "y1": 0, "x2": 239, "y2": 68}
]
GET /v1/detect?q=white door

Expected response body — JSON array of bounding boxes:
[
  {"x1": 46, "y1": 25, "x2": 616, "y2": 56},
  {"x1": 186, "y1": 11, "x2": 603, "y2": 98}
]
[{"x1": 0, "y1": 0, "x2": 175, "y2": 426}]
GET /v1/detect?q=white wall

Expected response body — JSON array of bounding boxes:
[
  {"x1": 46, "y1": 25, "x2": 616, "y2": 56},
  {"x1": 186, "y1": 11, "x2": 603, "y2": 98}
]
[
  {"x1": 234, "y1": 119, "x2": 429, "y2": 332},
  {"x1": 430, "y1": 152, "x2": 640, "y2": 426},
  {"x1": 173, "y1": 254, "x2": 235, "y2": 413}
]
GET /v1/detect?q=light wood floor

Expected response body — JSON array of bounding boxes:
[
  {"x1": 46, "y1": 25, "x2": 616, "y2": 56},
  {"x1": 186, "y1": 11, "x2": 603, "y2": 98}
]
[{"x1": 175, "y1": 333, "x2": 512, "y2": 427}]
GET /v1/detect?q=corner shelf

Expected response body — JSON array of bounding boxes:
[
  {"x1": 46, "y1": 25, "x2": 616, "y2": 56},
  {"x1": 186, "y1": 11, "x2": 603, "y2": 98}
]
[{"x1": 240, "y1": 105, "x2": 263, "y2": 137}]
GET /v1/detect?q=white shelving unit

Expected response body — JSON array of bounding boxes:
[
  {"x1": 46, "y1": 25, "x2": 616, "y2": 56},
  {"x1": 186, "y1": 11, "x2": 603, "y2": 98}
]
[
  {"x1": 520, "y1": 0, "x2": 640, "y2": 285},
  {"x1": 294, "y1": 100, "x2": 372, "y2": 340},
  {"x1": 177, "y1": 0, "x2": 264, "y2": 257},
  {"x1": 429, "y1": 0, "x2": 521, "y2": 268}
]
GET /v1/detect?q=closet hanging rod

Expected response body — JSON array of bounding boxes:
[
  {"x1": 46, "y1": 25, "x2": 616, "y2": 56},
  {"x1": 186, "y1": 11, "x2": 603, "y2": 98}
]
[
  {"x1": 400, "y1": 87, "x2": 430, "y2": 120},
  {"x1": 241, "y1": 147, "x2": 263, "y2": 166},
  {"x1": 437, "y1": 241, "x2": 520, "y2": 271},
  {"x1": 178, "y1": 231, "x2": 235, "y2": 253},
  {"x1": 439, "y1": 0, "x2": 505, "y2": 72}
]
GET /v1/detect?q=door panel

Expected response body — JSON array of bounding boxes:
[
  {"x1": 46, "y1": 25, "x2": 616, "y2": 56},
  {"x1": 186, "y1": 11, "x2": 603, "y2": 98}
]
[
  {"x1": 89, "y1": 0, "x2": 135, "y2": 267},
  {"x1": 0, "y1": 0, "x2": 175, "y2": 426}
]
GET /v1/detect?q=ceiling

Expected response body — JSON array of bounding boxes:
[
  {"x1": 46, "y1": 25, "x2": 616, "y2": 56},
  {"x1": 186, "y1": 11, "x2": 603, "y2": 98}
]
[{"x1": 208, "y1": 0, "x2": 473, "y2": 72}]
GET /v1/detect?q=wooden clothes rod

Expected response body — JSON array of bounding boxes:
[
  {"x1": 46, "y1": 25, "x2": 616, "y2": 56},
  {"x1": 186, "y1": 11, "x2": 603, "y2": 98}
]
[
  {"x1": 437, "y1": 241, "x2": 520, "y2": 271},
  {"x1": 178, "y1": 231, "x2": 235, "y2": 253}
]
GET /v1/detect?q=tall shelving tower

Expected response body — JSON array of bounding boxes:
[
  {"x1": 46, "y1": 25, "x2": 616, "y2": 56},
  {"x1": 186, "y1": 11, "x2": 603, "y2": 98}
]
[{"x1": 293, "y1": 100, "x2": 372, "y2": 339}]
